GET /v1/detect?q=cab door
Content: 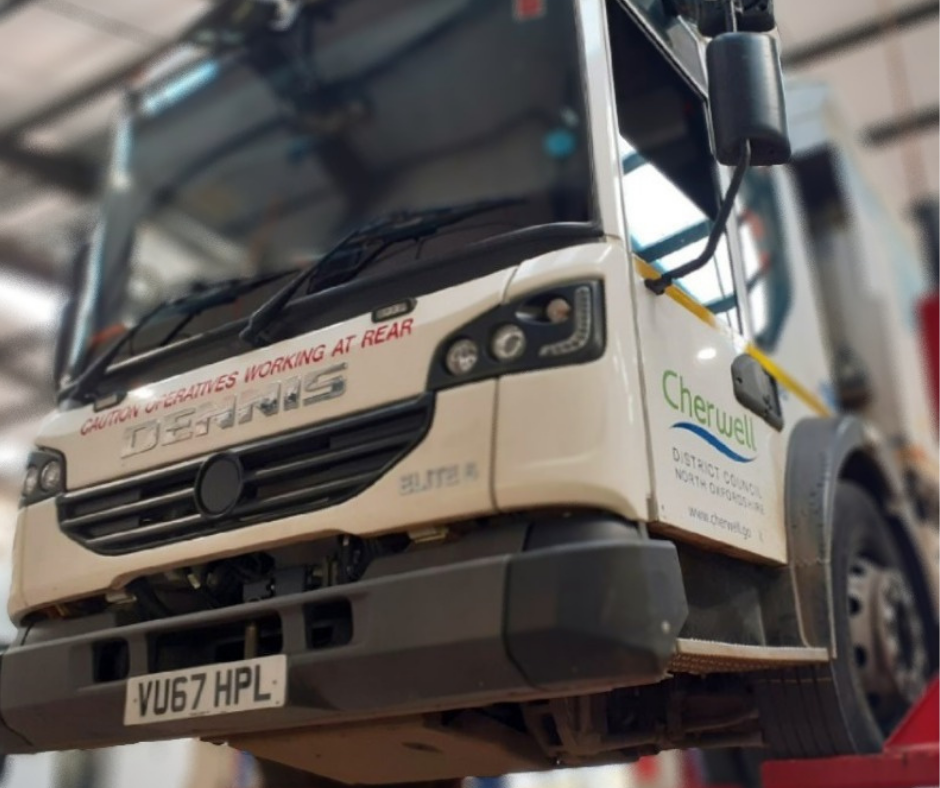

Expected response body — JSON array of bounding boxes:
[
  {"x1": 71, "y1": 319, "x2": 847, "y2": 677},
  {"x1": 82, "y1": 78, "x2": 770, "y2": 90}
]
[{"x1": 607, "y1": 2, "x2": 790, "y2": 563}]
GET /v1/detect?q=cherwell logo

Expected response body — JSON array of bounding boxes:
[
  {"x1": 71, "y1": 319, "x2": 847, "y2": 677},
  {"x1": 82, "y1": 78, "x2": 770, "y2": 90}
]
[{"x1": 662, "y1": 370, "x2": 756, "y2": 463}]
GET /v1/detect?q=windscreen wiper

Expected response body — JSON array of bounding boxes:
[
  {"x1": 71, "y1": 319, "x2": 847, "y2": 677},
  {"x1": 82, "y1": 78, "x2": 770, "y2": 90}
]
[
  {"x1": 239, "y1": 197, "x2": 521, "y2": 347},
  {"x1": 62, "y1": 271, "x2": 289, "y2": 405}
]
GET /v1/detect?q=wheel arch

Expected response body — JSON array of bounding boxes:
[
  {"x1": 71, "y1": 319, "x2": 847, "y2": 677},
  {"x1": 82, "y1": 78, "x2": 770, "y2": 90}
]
[{"x1": 784, "y1": 415, "x2": 936, "y2": 654}]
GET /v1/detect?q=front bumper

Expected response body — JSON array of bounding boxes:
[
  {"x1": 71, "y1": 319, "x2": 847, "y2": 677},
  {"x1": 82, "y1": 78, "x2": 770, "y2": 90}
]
[{"x1": 0, "y1": 515, "x2": 686, "y2": 754}]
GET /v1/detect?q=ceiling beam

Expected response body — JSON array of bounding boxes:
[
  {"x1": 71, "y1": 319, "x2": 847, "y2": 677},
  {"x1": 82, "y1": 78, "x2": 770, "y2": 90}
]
[
  {"x1": 0, "y1": 396, "x2": 53, "y2": 431},
  {"x1": 0, "y1": 55, "x2": 145, "y2": 143},
  {"x1": 0, "y1": 234, "x2": 62, "y2": 283},
  {"x1": 0, "y1": 351, "x2": 53, "y2": 400},
  {"x1": 0, "y1": 141, "x2": 99, "y2": 197},
  {"x1": 783, "y1": 0, "x2": 940, "y2": 68},
  {"x1": 0, "y1": 0, "x2": 34, "y2": 19},
  {"x1": 863, "y1": 105, "x2": 940, "y2": 146},
  {"x1": 0, "y1": 6, "x2": 217, "y2": 188},
  {"x1": 0, "y1": 359, "x2": 49, "y2": 394},
  {"x1": 0, "y1": 44, "x2": 151, "y2": 192},
  {"x1": 0, "y1": 331, "x2": 46, "y2": 362}
]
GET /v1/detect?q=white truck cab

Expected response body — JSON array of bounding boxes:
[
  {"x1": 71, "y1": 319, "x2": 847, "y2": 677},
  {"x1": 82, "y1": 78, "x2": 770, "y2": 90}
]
[{"x1": 2, "y1": 0, "x2": 936, "y2": 783}]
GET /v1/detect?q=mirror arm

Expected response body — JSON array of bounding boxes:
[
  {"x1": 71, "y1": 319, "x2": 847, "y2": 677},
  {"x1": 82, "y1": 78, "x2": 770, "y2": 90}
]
[
  {"x1": 645, "y1": 140, "x2": 751, "y2": 296},
  {"x1": 723, "y1": 0, "x2": 738, "y2": 33}
]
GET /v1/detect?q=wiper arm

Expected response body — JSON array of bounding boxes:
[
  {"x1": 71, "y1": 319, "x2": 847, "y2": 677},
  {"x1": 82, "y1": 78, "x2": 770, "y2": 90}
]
[
  {"x1": 62, "y1": 271, "x2": 289, "y2": 404},
  {"x1": 240, "y1": 197, "x2": 521, "y2": 347},
  {"x1": 61, "y1": 299, "x2": 174, "y2": 406}
]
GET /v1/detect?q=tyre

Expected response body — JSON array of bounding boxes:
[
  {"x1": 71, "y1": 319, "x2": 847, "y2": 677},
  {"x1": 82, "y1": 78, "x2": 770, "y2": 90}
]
[{"x1": 755, "y1": 481, "x2": 937, "y2": 757}]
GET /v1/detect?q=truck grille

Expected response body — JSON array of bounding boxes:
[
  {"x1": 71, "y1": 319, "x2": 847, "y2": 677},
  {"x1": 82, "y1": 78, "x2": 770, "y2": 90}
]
[{"x1": 59, "y1": 396, "x2": 434, "y2": 555}]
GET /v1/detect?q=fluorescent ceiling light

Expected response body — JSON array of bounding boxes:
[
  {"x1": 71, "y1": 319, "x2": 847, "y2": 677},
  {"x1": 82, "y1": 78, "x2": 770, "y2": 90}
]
[{"x1": 0, "y1": 269, "x2": 63, "y2": 329}]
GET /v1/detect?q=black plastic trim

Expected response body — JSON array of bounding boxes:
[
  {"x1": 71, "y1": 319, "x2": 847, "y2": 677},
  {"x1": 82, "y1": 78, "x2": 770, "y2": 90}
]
[{"x1": 0, "y1": 515, "x2": 685, "y2": 753}]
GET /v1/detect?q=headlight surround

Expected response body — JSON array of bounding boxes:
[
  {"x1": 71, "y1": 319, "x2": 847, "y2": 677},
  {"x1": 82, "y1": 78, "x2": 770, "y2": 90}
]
[
  {"x1": 21, "y1": 448, "x2": 66, "y2": 506},
  {"x1": 429, "y1": 280, "x2": 605, "y2": 389}
]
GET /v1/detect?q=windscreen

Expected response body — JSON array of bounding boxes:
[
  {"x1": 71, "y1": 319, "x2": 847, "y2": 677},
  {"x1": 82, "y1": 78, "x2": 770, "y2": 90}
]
[{"x1": 70, "y1": 0, "x2": 593, "y2": 378}]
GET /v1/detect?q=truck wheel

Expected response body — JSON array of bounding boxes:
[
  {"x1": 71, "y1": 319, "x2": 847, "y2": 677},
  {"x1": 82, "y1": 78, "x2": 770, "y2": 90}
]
[
  {"x1": 755, "y1": 481, "x2": 935, "y2": 757},
  {"x1": 255, "y1": 758, "x2": 463, "y2": 788}
]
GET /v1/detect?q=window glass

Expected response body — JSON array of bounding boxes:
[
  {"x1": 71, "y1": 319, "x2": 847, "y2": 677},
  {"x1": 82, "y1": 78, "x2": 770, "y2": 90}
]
[
  {"x1": 606, "y1": 0, "x2": 740, "y2": 332},
  {"x1": 737, "y1": 169, "x2": 792, "y2": 349},
  {"x1": 622, "y1": 139, "x2": 740, "y2": 331}
]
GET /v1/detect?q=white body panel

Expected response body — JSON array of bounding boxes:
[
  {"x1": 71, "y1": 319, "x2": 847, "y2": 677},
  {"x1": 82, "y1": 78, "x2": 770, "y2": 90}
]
[
  {"x1": 788, "y1": 81, "x2": 937, "y2": 465},
  {"x1": 495, "y1": 243, "x2": 651, "y2": 520},
  {"x1": 635, "y1": 294, "x2": 789, "y2": 562}
]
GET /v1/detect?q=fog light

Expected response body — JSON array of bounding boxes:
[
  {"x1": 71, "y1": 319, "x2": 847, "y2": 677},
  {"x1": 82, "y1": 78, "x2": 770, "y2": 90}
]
[
  {"x1": 491, "y1": 324, "x2": 527, "y2": 362},
  {"x1": 22, "y1": 466, "x2": 39, "y2": 497},
  {"x1": 545, "y1": 297, "x2": 572, "y2": 324},
  {"x1": 39, "y1": 459, "x2": 62, "y2": 492},
  {"x1": 445, "y1": 339, "x2": 479, "y2": 376}
]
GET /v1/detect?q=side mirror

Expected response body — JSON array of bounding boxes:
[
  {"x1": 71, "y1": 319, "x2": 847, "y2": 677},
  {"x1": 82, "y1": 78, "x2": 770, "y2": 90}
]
[
  {"x1": 707, "y1": 33, "x2": 791, "y2": 166},
  {"x1": 645, "y1": 26, "x2": 791, "y2": 296}
]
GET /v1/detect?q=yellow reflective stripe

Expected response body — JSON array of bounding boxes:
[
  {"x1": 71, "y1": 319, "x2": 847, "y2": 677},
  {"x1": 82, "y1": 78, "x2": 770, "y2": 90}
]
[
  {"x1": 634, "y1": 256, "x2": 719, "y2": 329},
  {"x1": 633, "y1": 256, "x2": 832, "y2": 417},
  {"x1": 745, "y1": 343, "x2": 831, "y2": 417}
]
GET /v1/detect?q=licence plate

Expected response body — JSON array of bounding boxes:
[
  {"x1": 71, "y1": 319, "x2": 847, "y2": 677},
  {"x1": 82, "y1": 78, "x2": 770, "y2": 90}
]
[{"x1": 124, "y1": 654, "x2": 287, "y2": 726}]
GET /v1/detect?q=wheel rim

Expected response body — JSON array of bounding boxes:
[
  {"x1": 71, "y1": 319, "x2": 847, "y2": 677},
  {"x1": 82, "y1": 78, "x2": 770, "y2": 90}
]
[{"x1": 848, "y1": 556, "x2": 929, "y2": 730}]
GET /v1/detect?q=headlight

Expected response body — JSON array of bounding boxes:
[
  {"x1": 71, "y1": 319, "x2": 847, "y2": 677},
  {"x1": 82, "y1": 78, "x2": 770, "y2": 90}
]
[
  {"x1": 429, "y1": 280, "x2": 604, "y2": 389},
  {"x1": 445, "y1": 338, "x2": 480, "y2": 376},
  {"x1": 22, "y1": 466, "x2": 39, "y2": 498},
  {"x1": 40, "y1": 459, "x2": 63, "y2": 492},
  {"x1": 20, "y1": 449, "x2": 66, "y2": 506},
  {"x1": 490, "y1": 324, "x2": 527, "y2": 363}
]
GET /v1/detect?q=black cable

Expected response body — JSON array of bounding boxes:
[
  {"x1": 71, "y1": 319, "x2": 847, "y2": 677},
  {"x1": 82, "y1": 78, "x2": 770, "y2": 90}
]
[
  {"x1": 724, "y1": 0, "x2": 738, "y2": 33},
  {"x1": 645, "y1": 141, "x2": 751, "y2": 295}
]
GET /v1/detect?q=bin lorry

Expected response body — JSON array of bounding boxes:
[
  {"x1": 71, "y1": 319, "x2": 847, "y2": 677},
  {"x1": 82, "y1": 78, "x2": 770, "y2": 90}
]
[{"x1": 2, "y1": 0, "x2": 937, "y2": 783}]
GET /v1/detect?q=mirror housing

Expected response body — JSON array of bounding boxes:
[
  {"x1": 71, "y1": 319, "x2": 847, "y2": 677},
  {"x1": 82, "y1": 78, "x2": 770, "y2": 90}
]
[{"x1": 706, "y1": 32, "x2": 791, "y2": 166}]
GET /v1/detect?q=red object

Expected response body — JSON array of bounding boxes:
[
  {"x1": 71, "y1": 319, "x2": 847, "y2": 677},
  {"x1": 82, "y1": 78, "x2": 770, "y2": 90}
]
[
  {"x1": 919, "y1": 292, "x2": 939, "y2": 427},
  {"x1": 513, "y1": 0, "x2": 546, "y2": 21},
  {"x1": 761, "y1": 678, "x2": 940, "y2": 788},
  {"x1": 635, "y1": 756, "x2": 661, "y2": 780}
]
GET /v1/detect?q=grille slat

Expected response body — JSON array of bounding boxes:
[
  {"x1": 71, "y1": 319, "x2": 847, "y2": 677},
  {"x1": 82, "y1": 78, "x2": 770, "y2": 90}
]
[
  {"x1": 62, "y1": 488, "x2": 194, "y2": 530},
  {"x1": 64, "y1": 462, "x2": 203, "y2": 505},
  {"x1": 234, "y1": 471, "x2": 377, "y2": 517},
  {"x1": 244, "y1": 433, "x2": 412, "y2": 485},
  {"x1": 59, "y1": 396, "x2": 434, "y2": 555},
  {"x1": 85, "y1": 514, "x2": 207, "y2": 550}
]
